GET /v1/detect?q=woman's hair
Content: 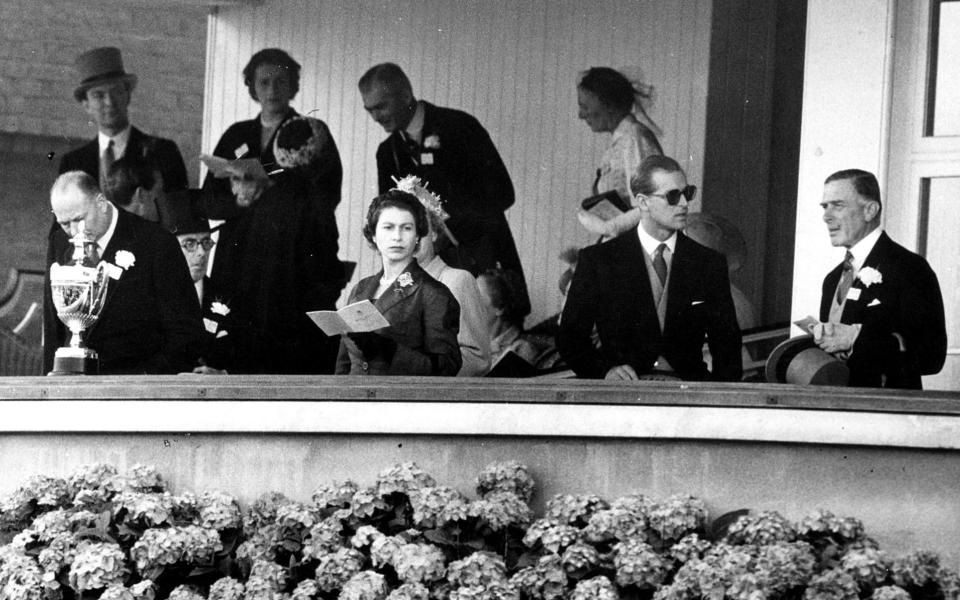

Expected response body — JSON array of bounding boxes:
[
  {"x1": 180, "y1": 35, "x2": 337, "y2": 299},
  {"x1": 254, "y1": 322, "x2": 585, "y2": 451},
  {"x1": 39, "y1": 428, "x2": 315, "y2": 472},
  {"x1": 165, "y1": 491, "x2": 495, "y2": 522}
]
[
  {"x1": 362, "y1": 190, "x2": 429, "y2": 247},
  {"x1": 479, "y1": 268, "x2": 527, "y2": 329},
  {"x1": 242, "y1": 48, "x2": 301, "y2": 102},
  {"x1": 578, "y1": 67, "x2": 649, "y2": 114}
]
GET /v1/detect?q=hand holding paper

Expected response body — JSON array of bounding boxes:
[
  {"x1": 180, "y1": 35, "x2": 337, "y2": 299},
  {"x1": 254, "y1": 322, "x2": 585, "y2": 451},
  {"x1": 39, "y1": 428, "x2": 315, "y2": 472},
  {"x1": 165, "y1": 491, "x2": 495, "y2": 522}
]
[{"x1": 307, "y1": 300, "x2": 390, "y2": 336}]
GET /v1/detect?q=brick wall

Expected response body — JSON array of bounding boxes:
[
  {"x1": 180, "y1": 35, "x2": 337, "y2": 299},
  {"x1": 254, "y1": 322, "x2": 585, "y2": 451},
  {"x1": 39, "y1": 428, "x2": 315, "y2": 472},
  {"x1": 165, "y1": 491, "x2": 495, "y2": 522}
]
[{"x1": 0, "y1": 0, "x2": 209, "y2": 185}]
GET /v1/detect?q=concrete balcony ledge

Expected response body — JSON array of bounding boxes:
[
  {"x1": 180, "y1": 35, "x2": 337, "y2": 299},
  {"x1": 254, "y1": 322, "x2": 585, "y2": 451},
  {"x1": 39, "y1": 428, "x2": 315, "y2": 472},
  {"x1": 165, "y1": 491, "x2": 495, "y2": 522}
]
[{"x1": 0, "y1": 375, "x2": 958, "y2": 449}]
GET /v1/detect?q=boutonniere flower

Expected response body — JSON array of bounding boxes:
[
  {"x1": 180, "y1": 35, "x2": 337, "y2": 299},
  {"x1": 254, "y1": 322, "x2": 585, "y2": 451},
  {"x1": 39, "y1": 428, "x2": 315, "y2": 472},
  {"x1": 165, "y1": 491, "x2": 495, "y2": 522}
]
[
  {"x1": 397, "y1": 272, "x2": 414, "y2": 288},
  {"x1": 210, "y1": 301, "x2": 230, "y2": 316},
  {"x1": 857, "y1": 267, "x2": 883, "y2": 287},
  {"x1": 114, "y1": 250, "x2": 136, "y2": 270},
  {"x1": 423, "y1": 134, "x2": 441, "y2": 149}
]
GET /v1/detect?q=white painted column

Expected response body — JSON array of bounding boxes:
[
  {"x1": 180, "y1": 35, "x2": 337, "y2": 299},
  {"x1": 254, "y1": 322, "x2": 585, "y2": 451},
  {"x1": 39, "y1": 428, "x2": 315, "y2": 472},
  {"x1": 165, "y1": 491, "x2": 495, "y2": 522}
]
[{"x1": 790, "y1": 0, "x2": 895, "y2": 329}]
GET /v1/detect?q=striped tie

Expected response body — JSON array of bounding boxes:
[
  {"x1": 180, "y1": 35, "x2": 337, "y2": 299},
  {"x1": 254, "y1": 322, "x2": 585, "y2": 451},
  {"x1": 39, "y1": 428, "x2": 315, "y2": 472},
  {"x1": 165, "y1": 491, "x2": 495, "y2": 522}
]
[{"x1": 835, "y1": 251, "x2": 854, "y2": 304}]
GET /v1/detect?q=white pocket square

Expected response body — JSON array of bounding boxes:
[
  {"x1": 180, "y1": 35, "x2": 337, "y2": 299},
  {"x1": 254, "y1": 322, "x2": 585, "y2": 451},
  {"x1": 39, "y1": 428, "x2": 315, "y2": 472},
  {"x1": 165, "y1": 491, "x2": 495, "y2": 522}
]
[
  {"x1": 691, "y1": 300, "x2": 705, "y2": 306},
  {"x1": 867, "y1": 298, "x2": 881, "y2": 307}
]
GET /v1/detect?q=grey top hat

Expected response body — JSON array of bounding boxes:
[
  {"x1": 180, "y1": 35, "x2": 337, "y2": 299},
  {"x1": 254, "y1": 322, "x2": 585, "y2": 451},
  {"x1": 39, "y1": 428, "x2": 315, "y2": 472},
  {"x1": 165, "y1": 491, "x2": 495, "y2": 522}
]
[
  {"x1": 74, "y1": 47, "x2": 138, "y2": 102},
  {"x1": 765, "y1": 335, "x2": 850, "y2": 386}
]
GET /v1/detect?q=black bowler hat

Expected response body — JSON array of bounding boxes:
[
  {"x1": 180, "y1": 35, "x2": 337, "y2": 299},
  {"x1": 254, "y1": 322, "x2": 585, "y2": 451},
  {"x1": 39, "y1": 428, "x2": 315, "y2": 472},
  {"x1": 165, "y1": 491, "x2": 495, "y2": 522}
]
[
  {"x1": 73, "y1": 47, "x2": 138, "y2": 102},
  {"x1": 765, "y1": 335, "x2": 850, "y2": 386},
  {"x1": 160, "y1": 189, "x2": 211, "y2": 236}
]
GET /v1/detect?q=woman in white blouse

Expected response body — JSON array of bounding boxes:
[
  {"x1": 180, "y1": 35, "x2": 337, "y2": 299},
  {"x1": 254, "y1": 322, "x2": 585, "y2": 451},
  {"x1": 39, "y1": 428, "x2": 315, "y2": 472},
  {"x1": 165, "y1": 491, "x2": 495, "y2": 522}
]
[{"x1": 576, "y1": 67, "x2": 663, "y2": 241}]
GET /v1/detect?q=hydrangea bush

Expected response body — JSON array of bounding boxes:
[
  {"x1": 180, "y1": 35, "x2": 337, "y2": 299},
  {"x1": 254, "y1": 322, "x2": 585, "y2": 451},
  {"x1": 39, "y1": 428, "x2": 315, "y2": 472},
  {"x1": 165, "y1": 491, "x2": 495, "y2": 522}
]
[{"x1": 0, "y1": 461, "x2": 956, "y2": 600}]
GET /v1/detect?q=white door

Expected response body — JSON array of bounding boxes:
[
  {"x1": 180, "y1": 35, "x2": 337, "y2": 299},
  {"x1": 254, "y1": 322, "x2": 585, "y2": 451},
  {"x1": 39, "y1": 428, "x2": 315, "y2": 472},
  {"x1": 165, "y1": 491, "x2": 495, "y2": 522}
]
[{"x1": 886, "y1": 0, "x2": 960, "y2": 390}]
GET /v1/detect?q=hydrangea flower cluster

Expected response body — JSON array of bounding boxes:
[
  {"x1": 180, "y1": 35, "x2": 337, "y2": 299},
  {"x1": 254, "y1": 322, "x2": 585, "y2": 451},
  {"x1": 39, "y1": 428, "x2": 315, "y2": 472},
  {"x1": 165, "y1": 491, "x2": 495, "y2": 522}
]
[
  {"x1": 0, "y1": 462, "x2": 956, "y2": 600},
  {"x1": 475, "y1": 460, "x2": 536, "y2": 503}
]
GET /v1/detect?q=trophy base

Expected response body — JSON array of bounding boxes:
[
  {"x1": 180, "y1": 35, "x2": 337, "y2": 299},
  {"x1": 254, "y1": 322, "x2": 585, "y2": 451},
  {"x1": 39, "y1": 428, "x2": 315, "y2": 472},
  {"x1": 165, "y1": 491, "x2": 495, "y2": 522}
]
[{"x1": 49, "y1": 347, "x2": 100, "y2": 376}]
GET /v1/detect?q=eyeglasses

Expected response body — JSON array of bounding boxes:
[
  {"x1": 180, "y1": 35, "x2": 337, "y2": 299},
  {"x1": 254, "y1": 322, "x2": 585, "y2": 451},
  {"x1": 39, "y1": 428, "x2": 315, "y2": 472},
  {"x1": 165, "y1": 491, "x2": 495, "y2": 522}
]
[
  {"x1": 647, "y1": 185, "x2": 698, "y2": 206},
  {"x1": 180, "y1": 238, "x2": 215, "y2": 252}
]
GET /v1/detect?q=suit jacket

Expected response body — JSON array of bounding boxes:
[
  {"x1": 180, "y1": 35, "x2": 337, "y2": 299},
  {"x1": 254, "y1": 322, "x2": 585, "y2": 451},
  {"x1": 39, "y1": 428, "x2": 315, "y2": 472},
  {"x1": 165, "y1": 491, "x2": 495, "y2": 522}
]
[
  {"x1": 43, "y1": 208, "x2": 205, "y2": 374},
  {"x1": 335, "y1": 260, "x2": 462, "y2": 376},
  {"x1": 558, "y1": 232, "x2": 742, "y2": 381},
  {"x1": 819, "y1": 231, "x2": 946, "y2": 389},
  {"x1": 58, "y1": 126, "x2": 188, "y2": 192},
  {"x1": 201, "y1": 109, "x2": 342, "y2": 222},
  {"x1": 375, "y1": 102, "x2": 529, "y2": 315},
  {"x1": 210, "y1": 172, "x2": 344, "y2": 374}
]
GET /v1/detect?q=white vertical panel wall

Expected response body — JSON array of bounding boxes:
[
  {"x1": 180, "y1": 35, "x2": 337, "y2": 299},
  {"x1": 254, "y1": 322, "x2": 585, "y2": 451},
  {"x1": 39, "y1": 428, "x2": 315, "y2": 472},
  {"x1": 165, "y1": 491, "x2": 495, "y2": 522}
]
[{"x1": 202, "y1": 0, "x2": 713, "y2": 324}]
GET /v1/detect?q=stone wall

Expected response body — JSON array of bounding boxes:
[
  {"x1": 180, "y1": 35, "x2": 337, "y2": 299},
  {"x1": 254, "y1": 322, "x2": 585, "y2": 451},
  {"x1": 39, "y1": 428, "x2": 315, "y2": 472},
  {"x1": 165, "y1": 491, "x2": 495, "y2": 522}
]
[{"x1": 0, "y1": 0, "x2": 209, "y2": 275}]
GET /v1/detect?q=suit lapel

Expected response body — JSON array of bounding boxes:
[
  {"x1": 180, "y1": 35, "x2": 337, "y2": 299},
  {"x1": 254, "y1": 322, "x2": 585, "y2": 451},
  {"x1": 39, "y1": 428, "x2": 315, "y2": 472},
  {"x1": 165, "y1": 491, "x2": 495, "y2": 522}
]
[
  {"x1": 617, "y1": 233, "x2": 660, "y2": 334},
  {"x1": 374, "y1": 262, "x2": 422, "y2": 316},
  {"x1": 841, "y1": 232, "x2": 891, "y2": 323},
  {"x1": 87, "y1": 209, "x2": 134, "y2": 337},
  {"x1": 664, "y1": 234, "x2": 694, "y2": 332}
]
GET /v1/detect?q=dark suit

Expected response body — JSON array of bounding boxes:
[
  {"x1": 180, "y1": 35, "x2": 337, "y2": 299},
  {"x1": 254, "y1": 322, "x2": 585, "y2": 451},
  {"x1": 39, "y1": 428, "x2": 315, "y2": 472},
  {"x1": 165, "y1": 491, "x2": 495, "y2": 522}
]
[
  {"x1": 58, "y1": 126, "x2": 188, "y2": 192},
  {"x1": 211, "y1": 172, "x2": 344, "y2": 374},
  {"x1": 196, "y1": 277, "x2": 257, "y2": 373},
  {"x1": 43, "y1": 208, "x2": 205, "y2": 374},
  {"x1": 335, "y1": 260, "x2": 461, "y2": 376},
  {"x1": 375, "y1": 101, "x2": 529, "y2": 316},
  {"x1": 819, "y1": 231, "x2": 946, "y2": 389},
  {"x1": 558, "y1": 232, "x2": 742, "y2": 381}
]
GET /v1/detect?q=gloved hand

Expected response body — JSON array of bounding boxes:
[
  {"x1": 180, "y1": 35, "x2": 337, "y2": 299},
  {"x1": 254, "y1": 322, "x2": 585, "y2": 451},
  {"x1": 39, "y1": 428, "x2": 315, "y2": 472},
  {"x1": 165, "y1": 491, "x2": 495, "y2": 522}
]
[{"x1": 348, "y1": 332, "x2": 396, "y2": 360}]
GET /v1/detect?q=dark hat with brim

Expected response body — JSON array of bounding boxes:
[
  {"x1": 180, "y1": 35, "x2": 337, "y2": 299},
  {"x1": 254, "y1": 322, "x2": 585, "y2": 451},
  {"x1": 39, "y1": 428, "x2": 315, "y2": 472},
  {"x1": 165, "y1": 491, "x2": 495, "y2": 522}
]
[
  {"x1": 159, "y1": 189, "x2": 213, "y2": 236},
  {"x1": 73, "y1": 47, "x2": 138, "y2": 102},
  {"x1": 765, "y1": 335, "x2": 850, "y2": 385}
]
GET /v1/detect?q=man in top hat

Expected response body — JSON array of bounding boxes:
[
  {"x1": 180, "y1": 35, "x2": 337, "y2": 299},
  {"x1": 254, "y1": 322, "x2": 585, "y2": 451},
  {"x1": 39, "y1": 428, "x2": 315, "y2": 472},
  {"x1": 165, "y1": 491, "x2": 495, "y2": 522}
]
[
  {"x1": 558, "y1": 155, "x2": 742, "y2": 381},
  {"x1": 43, "y1": 171, "x2": 205, "y2": 374},
  {"x1": 815, "y1": 168, "x2": 946, "y2": 388},
  {"x1": 358, "y1": 62, "x2": 531, "y2": 319},
  {"x1": 59, "y1": 47, "x2": 188, "y2": 193},
  {"x1": 161, "y1": 190, "x2": 253, "y2": 374}
]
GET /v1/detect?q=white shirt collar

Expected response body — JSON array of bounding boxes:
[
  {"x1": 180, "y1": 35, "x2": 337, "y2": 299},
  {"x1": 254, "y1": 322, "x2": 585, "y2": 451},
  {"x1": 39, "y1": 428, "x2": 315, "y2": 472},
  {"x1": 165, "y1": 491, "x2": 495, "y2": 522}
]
[
  {"x1": 98, "y1": 125, "x2": 132, "y2": 159},
  {"x1": 847, "y1": 227, "x2": 882, "y2": 270},
  {"x1": 96, "y1": 201, "x2": 119, "y2": 256},
  {"x1": 404, "y1": 101, "x2": 426, "y2": 144},
  {"x1": 637, "y1": 224, "x2": 677, "y2": 257}
]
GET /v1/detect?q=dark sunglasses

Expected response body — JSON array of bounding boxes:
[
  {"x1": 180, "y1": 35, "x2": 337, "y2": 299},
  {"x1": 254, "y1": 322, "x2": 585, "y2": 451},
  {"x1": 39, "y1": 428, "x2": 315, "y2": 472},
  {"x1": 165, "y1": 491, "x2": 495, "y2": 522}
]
[{"x1": 647, "y1": 185, "x2": 698, "y2": 206}]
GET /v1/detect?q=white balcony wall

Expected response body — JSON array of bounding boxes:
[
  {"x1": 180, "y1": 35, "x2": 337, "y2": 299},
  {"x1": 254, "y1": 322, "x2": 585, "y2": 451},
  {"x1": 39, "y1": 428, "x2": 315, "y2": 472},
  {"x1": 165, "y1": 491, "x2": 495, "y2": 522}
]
[{"x1": 202, "y1": 0, "x2": 712, "y2": 324}]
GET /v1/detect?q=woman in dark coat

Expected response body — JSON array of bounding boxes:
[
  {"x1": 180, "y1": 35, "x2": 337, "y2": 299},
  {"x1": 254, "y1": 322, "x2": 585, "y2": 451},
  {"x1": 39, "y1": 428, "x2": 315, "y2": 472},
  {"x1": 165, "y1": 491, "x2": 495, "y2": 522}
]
[{"x1": 335, "y1": 190, "x2": 462, "y2": 376}]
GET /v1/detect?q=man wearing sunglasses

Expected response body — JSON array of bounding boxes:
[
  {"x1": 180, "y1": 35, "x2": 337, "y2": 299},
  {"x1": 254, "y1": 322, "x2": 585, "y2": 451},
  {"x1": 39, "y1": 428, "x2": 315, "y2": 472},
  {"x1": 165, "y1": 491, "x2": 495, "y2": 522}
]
[{"x1": 559, "y1": 155, "x2": 742, "y2": 381}]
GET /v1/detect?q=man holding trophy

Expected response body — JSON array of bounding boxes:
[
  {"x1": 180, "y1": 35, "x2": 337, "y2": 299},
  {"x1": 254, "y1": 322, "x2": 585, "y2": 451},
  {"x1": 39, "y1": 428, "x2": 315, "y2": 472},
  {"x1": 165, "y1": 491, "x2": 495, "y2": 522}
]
[{"x1": 43, "y1": 172, "x2": 205, "y2": 375}]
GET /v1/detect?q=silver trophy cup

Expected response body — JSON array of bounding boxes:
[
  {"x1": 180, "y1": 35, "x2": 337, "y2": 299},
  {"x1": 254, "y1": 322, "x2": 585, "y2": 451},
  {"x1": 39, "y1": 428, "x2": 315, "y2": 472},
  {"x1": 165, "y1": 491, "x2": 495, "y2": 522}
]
[{"x1": 49, "y1": 229, "x2": 111, "y2": 375}]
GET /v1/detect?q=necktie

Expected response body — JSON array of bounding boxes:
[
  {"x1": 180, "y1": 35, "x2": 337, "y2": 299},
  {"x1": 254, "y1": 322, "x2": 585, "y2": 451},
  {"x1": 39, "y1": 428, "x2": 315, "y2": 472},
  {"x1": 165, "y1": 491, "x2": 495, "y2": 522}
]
[
  {"x1": 83, "y1": 242, "x2": 101, "y2": 267},
  {"x1": 101, "y1": 140, "x2": 116, "y2": 180},
  {"x1": 835, "y1": 250, "x2": 854, "y2": 304},
  {"x1": 399, "y1": 130, "x2": 419, "y2": 155},
  {"x1": 653, "y1": 243, "x2": 668, "y2": 286}
]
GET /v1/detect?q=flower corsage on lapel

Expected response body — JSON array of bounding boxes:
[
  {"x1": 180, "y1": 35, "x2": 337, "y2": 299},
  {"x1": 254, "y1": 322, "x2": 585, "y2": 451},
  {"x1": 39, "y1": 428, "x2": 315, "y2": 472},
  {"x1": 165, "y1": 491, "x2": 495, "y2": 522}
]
[
  {"x1": 204, "y1": 300, "x2": 231, "y2": 338},
  {"x1": 423, "y1": 134, "x2": 441, "y2": 150},
  {"x1": 857, "y1": 266, "x2": 882, "y2": 287},
  {"x1": 394, "y1": 272, "x2": 415, "y2": 297},
  {"x1": 105, "y1": 249, "x2": 136, "y2": 280}
]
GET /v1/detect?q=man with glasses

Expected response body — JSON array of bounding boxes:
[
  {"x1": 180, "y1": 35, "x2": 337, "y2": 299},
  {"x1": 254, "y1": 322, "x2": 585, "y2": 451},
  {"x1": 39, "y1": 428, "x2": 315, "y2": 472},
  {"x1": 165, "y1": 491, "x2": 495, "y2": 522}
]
[
  {"x1": 162, "y1": 191, "x2": 252, "y2": 374},
  {"x1": 559, "y1": 155, "x2": 742, "y2": 381}
]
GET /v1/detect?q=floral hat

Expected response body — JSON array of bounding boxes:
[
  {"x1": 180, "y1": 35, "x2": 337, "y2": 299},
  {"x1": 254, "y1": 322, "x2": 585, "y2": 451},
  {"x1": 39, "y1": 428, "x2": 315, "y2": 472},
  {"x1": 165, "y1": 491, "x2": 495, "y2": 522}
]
[{"x1": 273, "y1": 116, "x2": 329, "y2": 169}]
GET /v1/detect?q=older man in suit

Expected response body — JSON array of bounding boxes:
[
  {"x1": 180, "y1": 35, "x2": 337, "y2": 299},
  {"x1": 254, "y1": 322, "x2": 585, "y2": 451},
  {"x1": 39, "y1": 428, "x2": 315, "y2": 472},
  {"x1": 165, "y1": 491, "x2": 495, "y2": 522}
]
[
  {"x1": 559, "y1": 155, "x2": 742, "y2": 381},
  {"x1": 816, "y1": 169, "x2": 946, "y2": 389},
  {"x1": 43, "y1": 172, "x2": 205, "y2": 374},
  {"x1": 59, "y1": 47, "x2": 187, "y2": 192},
  {"x1": 358, "y1": 62, "x2": 530, "y2": 318}
]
